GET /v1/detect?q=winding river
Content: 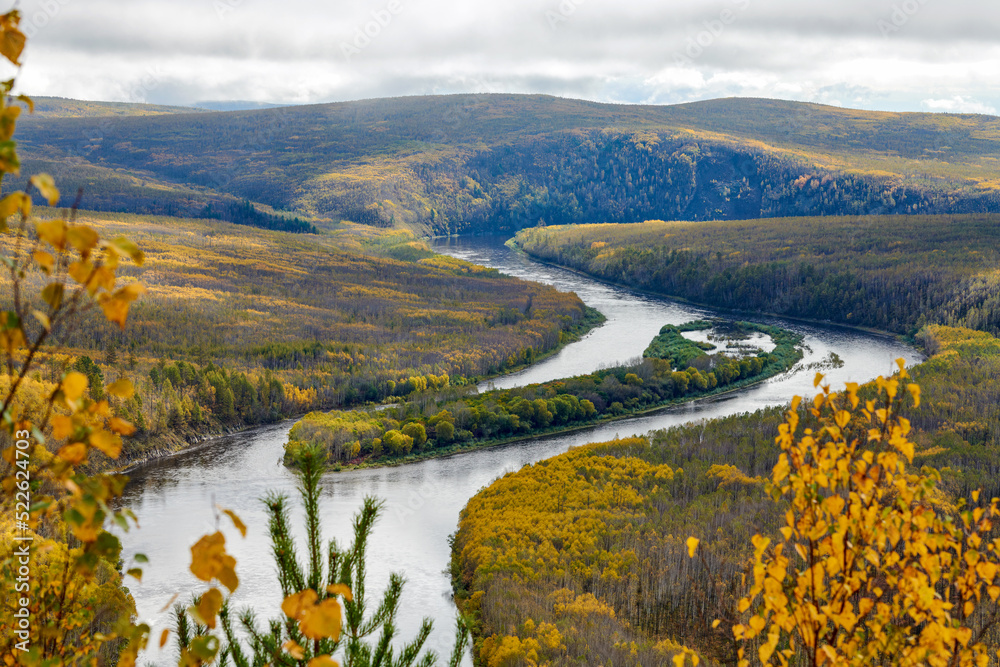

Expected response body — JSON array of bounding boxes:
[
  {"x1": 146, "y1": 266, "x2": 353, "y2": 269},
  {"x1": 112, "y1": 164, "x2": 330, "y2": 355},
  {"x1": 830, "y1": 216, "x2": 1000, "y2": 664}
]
[{"x1": 119, "y1": 236, "x2": 922, "y2": 665}]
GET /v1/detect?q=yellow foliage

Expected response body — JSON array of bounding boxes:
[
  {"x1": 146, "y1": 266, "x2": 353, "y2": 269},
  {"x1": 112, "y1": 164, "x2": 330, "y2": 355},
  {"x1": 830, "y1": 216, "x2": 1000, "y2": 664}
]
[
  {"x1": 706, "y1": 463, "x2": 766, "y2": 488},
  {"x1": 0, "y1": 517, "x2": 135, "y2": 662},
  {"x1": 732, "y1": 366, "x2": 1000, "y2": 666},
  {"x1": 189, "y1": 531, "x2": 239, "y2": 593}
]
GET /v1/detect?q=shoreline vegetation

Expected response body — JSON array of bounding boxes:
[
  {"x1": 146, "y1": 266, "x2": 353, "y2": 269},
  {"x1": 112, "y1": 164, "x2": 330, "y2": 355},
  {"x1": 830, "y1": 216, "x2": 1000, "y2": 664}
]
[
  {"x1": 283, "y1": 319, "x2": 805, "y2": 471},
  {"x1": 503, "y1": 236, "x2": 909, "y2": 342},
  {"x1": 449, "y1": 324, "x2": 1000, "y2": 665},
  {"x1": 511, "y1": 215, "x2": 1000, "y2": 338},
  {"x1": 111, "y1": 305, "x2": 606, "y2": 476},
  {"x1": 2, "y1": 211, "x2": 603, "y2": 476}
]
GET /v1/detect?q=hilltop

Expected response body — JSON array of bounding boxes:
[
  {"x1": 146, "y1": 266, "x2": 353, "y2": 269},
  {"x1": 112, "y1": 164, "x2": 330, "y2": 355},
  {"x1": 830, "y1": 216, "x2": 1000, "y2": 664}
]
[
  {"x1": 12, "y1": 94, "x2": 1000, "y2": 232},
  {"x1": 23, "y1": 96, "x2": 209, "y2": 118}
]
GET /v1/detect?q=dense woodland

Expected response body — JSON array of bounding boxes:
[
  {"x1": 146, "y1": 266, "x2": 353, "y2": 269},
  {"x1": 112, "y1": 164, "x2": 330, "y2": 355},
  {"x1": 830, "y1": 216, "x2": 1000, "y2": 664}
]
[
  {"x1": 0, "y1": 209, "x2": 596, "y2": 466},
  {"x1": 13, "y1": 95, "x2": 1000, "y2": 236},
  {"x1": 453, "y1": 325, "x2": 1000, "y2": 666},
  {"x1": 8, "y1": 88, "x2": 1000, "y2": 667},
  {"x1": 515, "y1": 214, "x2": 1000, "y2": 336},
  {"x1": 285, "y1": 321, "x2": 801, "y2": 466}
]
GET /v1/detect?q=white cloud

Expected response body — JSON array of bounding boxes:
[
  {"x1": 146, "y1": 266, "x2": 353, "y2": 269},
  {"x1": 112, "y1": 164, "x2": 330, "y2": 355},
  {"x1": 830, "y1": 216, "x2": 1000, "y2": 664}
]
[
  {"x1": 9, "y1": 0, "x2": 1000, "y2": 112},
  {"x1": 922, "y1": 96, "x2": 998, "y2": 115}
]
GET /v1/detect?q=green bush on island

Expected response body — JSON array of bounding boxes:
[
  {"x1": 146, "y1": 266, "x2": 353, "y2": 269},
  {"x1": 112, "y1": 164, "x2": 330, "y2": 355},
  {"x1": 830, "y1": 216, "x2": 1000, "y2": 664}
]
[{"x1": 285, "y1": 320, "x2": 804, "y2": 467}]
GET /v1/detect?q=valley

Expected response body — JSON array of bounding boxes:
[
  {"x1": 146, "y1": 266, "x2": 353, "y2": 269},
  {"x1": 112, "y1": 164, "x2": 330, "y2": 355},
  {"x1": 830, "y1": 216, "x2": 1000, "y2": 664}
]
[
  {"x1": 112, "y1": 235, "x2": 920, "y2": 666},
  {"x1": 4, "y1": 3, "x2": 1000, "y2": 666}
]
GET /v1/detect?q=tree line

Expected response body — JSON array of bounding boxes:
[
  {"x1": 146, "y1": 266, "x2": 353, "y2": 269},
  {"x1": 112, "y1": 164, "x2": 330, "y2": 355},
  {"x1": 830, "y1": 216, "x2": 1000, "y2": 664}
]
[
  {"x1": 285, "y1": 321, "x2": 803, "y2": 466},
  {"x1": 450, "y1": 325, "x2": 1000, "y2": 665},
  {"x1": 515, "y1": 214, "x2": 1000, "y2": 336}
]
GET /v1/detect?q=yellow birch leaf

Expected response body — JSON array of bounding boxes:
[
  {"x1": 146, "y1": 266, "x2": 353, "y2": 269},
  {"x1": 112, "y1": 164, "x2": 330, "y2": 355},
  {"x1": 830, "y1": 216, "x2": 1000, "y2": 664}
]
[
  {"x1": 190, "y1": 531, "x2": 239, "y2": 591},
  {"x1": 192, "y1": 588, "x2": 224, "y2": 629},
  {"x1": 0, "y1": 20, "x2": 25, "y2": 66},
  {"x1": 282, "y1": 589, "x2": 318, "y2": 620},
  {"x1": 51, "y1": 415, "x2": 73, "y2": 439},
  {"x1": 36, "y1": 219, "x2": 66, "y2": 250},
  {"x1": 89, "y1": 429, "x2": 122, "y2": 458},
  {"x1": 0, "y1": 191, "x2": 29, "y2": 222},
  {"x1": 90, "y1": 265, "x2": 116, "y2": 293},
  {"x1": 100, "y1": 295, "x2": 131, "y2": 329},
  {"x1": 30, "y1": 173, "x2": 59, "y2": 206},
  {"x1": 109, "y1": 417, "x2": 137, "y2": 436},
  {"x1": 62, "y1": 372, "x2": 88, "y2": 401},
  {"x1": 31, "y1": 310, "x2": 50, "y2": 330},
  {"x1": 221, "y1": 508, "x2": 247, "y2": 537},
  {"x1": 300, "y1": 598, "x2": 343, "y2": 641},
  {"x1": 67, "y1": 260, "x2": 94, "y2": 287},
  {"x1": 106, "y1": 378, "x2": 135, "y2": 399},
  {"x1": 159, "y1": 629, "x2": 170, "y2": 648},
  {"x1": 307, "y1": 657, "x2": 339, "y2": 667},
  {"x1": 106, "y1": 236, "x2": 145, "y2": 266},
  {"x1": 41, "y1": 283, "x2": 64, "y2": 310},
  {"x1": 118, "y1": 282, "x2": 146, "y2": 300},
  {"x1": 283, "y1": 641, "x2": 305, "y2": 660},
  {"x1": 57, "y1": 442, "x2": 88, "y2": 464},
  {"x1": 327, "y1": 583, "x2": 353, "y2": 601},
  {"x1": 32, "y1": 250, "x2": 54, "y2": 272},
  {"x1": 66, "y1": 225, "x2": 99, "y2": 254}
]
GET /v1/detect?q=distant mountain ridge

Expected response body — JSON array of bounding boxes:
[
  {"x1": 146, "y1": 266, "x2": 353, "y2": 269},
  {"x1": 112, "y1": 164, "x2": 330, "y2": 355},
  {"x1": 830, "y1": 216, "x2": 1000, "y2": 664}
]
[
  {"x1": 12, "y1": 93, "x2": 1000, "y2": 233},
  {"x1": 23, "y1": 96, "x2": 209, "y2": 118}
]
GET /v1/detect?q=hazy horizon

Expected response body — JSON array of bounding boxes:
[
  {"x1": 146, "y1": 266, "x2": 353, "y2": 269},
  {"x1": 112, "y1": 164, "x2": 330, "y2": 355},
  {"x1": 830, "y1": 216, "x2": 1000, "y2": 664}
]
[{"x1": 6, "y1": 0, "x2": 998, "y2": 116}]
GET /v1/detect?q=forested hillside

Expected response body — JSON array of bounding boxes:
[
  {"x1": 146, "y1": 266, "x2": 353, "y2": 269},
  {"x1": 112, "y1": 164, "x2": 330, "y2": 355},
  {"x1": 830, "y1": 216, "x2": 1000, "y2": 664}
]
[
  {"x1": 514, "y1": 214, "x2": 1000, "y2": 336},
  {"x1": 452, "y1": 325, "x2": 1000, "y2": 666},
  {"x1": 27, "y1": 96, "x2": 208, "y2": 118},
  {"x1": 0, "y1": 209, "x2": 595, "y2": 467},
  {"x1": 13, "y1": 95, "x2": 1000, "y2": 234}
]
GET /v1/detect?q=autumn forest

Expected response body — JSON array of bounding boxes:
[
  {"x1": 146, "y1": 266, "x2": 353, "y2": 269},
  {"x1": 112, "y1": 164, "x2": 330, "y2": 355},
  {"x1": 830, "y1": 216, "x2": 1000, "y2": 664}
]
[{"x1": 5, "y1": 9, "x2": 1000, "y2": 667}]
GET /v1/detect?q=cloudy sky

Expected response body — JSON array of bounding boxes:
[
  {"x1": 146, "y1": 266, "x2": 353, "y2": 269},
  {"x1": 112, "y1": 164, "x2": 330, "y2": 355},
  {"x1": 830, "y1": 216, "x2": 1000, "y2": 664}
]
[{"x1": 9, "y1": 0, "x2": 1000, "y2": 114}]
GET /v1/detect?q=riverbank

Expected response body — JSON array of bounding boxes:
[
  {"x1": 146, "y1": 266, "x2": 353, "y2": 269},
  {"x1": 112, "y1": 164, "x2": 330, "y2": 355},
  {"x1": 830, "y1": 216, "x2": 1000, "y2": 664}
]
[
  {"x1": 505, "y1": 237, "x2": 916, "y2": 346},
  {"x1": 104, "y1": 420, "x2": 291, "y2": 474},
  {"x1": 116, "y1": 233, "x2": 922, "y2": 667},
  {"x1": 473, "y1": 304, "x2": 606, "y2": 384},
  {"x1": 107, "y1": 297, "x2": 604, "y2": 478},
  {"x1": 293, "y1": 321, "x2": 805, "y2": 472}
]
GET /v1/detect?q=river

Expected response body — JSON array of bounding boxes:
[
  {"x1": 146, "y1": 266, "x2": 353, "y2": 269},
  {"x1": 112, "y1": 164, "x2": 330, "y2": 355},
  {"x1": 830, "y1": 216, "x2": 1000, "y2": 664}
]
[{"x1": 119, "y1": 235, "x2": 922, "y2": 665}]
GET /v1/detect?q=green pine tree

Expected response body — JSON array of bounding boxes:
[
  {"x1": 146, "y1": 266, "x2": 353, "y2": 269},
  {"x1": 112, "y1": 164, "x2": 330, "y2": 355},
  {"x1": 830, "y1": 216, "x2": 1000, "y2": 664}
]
[{"x1": 175, "y1": 445, "x2": 470, "y2": 666}]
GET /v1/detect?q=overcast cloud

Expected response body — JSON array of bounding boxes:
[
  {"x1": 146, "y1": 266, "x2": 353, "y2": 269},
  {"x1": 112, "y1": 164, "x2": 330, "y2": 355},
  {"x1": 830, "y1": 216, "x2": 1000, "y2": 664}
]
[{"x1": 9, "y1": 0, "x2": 1000, "y2": 114}]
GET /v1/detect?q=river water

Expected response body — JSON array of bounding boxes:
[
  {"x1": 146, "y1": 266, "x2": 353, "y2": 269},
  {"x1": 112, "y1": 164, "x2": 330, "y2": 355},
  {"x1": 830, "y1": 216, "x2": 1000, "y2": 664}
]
[{"x1": 119, "y1": 235, "x2": 922, "y2": 665}]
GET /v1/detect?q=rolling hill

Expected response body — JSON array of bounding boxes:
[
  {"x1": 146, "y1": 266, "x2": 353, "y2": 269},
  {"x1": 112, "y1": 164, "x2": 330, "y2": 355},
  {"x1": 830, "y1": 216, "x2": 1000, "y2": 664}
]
[{"x1": 12, "y1": 94, "x2": 1000, "y2": 233}]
